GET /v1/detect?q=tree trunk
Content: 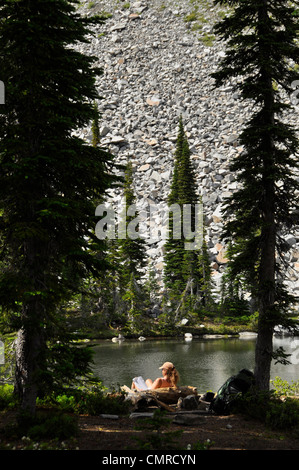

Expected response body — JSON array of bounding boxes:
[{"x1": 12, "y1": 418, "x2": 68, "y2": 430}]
[
  {"x1": 254, "y1": 4, "x2": 276, "y2": 390},
  {"x1": 254, "y1": 179, "x2": 276, "y2": 391},
  {"x1": 254, "y1": 230, "x2": 275, "y2": 390},
  {"x1": 254, "y1": 141, "x2": 276, "y2": 391},
  {"x1": 14, "y1": 305, "x2": 45, "y2": 415},
  {"x1": 254, "y1": 323, "x2": 273, "y2": 390}
]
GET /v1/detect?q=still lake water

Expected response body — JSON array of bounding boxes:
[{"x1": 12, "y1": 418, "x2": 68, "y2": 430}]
[{"x1": 91, "y1": 335, "x2": 299, "y2": 393}]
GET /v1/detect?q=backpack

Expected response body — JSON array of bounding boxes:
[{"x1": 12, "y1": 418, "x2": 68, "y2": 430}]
[{"x1": 209, "y1": 369, "x2": 254, "y2": 415}]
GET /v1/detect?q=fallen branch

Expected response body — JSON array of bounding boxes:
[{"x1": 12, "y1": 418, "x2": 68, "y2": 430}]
[{"x1": 122, "y1": 385, "x2": 198, "y2": 406}]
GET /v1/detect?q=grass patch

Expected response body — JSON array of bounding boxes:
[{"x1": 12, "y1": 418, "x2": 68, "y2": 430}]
[
  {"x1": 184, "y1": 10, "x2": 199, "y2": 22},
  {"x1": 191, "y1": 22, "x2": 203, "y2": 31},
  {"x1": 200, "y1": 33, "x2": 216, "y2": 46}
]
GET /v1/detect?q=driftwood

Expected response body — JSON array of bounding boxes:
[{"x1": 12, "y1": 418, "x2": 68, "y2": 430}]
[
  {"x1": 145, "y1": 396, "x2": 175, "y2": 412},
  {"x1": 121, "y1": 386, "x2": 214, "y2": 424},
  {"x1": 122, "y1": 385, "x2": 198, "y2": 409}
]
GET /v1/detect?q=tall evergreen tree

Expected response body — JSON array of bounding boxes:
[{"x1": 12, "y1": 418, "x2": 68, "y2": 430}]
[
  {"x1": 197, "y1": 229, "x2": 213, "y2": 308},
  {"x1": 145, "y1": 261, "x2": 161, "y2": 306},
  {"x1": 118, "y1": 160, "x2": 147, "y2": 286},
  {"x1": 0, "y1": 0, "x2": 116, "y2": 414},
  {"x1": 212, "y1": 0, "x2": 299, "y2": 390},
  {"x1": 76, "y1": 101, "x2": 115, "y2": 325},
  {"x1": 219, "y1": 241, "x2": 251, "y2": 316},
  {"x1": 93, "y1": 159, "x2": 147, "y2": 327},
  {"x1": 163, "y1": 117, "x2": 202, "y2": 310},
  {"x1": 108, "y1": 159, "x2": 148, "y2": 328},
  {"x1": 164, "y1": 118, "x2": 189, "y2": 296}
]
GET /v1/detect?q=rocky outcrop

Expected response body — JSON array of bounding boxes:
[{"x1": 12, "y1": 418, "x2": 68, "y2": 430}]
[{"x1": 75, "y1": 0, "x2": 299, "y2": 298}]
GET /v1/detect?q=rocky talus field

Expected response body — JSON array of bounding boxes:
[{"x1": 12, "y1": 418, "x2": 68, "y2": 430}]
[{"x1": 76, "y1": 0, "x2": 299, "y2": 298}]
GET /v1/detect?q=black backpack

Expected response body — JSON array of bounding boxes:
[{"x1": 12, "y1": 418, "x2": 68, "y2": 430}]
[{"x1": 209, "y1": 369, "x2": 254, "y2": 415}]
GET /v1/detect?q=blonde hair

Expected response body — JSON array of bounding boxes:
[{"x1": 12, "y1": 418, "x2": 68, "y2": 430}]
[{"x1": 165, "y1": 366, "x2": 179, "y2": 387}]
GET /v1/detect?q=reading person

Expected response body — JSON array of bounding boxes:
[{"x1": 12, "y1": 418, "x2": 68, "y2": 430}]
[{"x1": 131, "y1": 361, "x2": 179, "y2": 391}]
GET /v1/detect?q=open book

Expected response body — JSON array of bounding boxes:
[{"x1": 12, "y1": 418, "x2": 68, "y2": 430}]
[{"x1": 132, "y1": 376, "x2": 149, "y2": 391}]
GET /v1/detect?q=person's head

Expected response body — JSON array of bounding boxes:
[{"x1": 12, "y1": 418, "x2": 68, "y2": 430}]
[{"x1": 159, "y1": 361, "x2": 179, "y2": 387}]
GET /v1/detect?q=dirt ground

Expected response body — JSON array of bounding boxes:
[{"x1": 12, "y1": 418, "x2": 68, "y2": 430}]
[
  {"x1": 1, "y1": 409, "x2": 299, "y2": 451},
  {"x1": 76, "y1": 412, "x2": 299, "y2": 451}
]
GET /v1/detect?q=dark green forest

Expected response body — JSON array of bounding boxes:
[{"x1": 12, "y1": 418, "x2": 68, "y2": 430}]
[{"x1": 0, "y1": 0, "x2": 298, "y2": 446}]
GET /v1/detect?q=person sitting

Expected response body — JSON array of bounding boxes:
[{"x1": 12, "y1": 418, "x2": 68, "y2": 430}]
[{"x1": 131, "y1": 361, "x2": 180, "y2": 391}]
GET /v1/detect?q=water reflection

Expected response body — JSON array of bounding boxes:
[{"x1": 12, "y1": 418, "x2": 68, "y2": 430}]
[{"x1": 91, "y1": 336, "x2": 299, "y2": 393}]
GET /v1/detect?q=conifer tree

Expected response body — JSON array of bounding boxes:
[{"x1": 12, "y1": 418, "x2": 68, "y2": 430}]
[
  {"x1": 145, "y1": 261, "x2": 161, "y2": 306},
  {"x1": 118, "y1": 160, "x2": 147, "y2": 285},
  {"x1": 164, "y1": 118, "x2": 190, "y2": 297},
  {"x1": 219, "y1": 242, "x2": 251, "y2": 316},
  {"x1": 163, "y1": 117, "x2": 202, "y2": 310},
  {"x1": 0, "y1": 0, "x2": 116, "y2": 414},
  {"x1": 77, "y1": 101, "x2": 113, "y2": 324},
  {"x1": 197, "y1": 232, "x2": 213, "y2": 308},
  {"x1": 116, "y1": 160, "x2": 147, "y2": 326},
  {"x1": 122, "y1": 273, "x2": 145, "y2": 333},
  {"x1": 212, "y1": 0, "x2": 299, "y2": 390},
  {"x1": 94, "y1": 160, "x2": 147, "y2": 327}
]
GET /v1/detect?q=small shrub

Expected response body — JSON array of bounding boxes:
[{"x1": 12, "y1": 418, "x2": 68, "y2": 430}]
[
  {"x1": 77, "y1": 388, "x2": 130, "y2": 416},
  {"x1": 0, "y1": 384, "x2": 18, "y2": 410},
  {"x1": 37, "y1": 383, "x2": 130, "y2": 416},
  {"x1": 5, "y1": 410, "x2": 79, "y2": 441},
  {"x1": 27, "y1": 412, "x2": 79, "y2": 440},
  {"x1": 233, "y1": 389, "x2": 299, "y2": 431},
  {"x1": 55, "y1": 394, "x2": 78, "y2": 412},
  {"x1": 271, "y1": 376, "x2": 299, "y2": 397},
  {"x1": 265, "y1": 398, "x2": 299, "y2": 430},
  {"x1": 132, "y1": 409, "x2": 183, "y2": 450}
]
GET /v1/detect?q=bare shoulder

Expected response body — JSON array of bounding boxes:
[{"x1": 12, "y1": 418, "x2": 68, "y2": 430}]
[{"x1": 151, "y1": 377, "x2": 163, "y2": 389}]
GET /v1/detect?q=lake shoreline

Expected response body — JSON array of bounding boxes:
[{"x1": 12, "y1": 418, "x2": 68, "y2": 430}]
[
  {"x1": 78, "y1": 324, "x2": 258, "y2": 344},
  {"x1": 87, "y1": 332, "x2": 250, "y2": 344}
]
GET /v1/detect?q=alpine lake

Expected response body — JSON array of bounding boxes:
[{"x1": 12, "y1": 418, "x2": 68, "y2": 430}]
[{"x1": 91, "y1": 334, "x2": 299, "y2": 394}]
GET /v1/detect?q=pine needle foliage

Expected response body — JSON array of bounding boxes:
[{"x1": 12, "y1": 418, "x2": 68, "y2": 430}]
[
  {"x1": 163, "y1": 117, "x2": 206, "y2": 311},
  {"x1": 0, "y1": 0, "x2": 117, "y2": 413},
  {"x1": 212, "y1": 0, "x2": 299, "y2": 390}
]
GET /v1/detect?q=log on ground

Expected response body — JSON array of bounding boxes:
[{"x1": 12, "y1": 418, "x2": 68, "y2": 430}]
[{"x1": 122, "y1": 385, "x2": 198, "y2": 405}]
